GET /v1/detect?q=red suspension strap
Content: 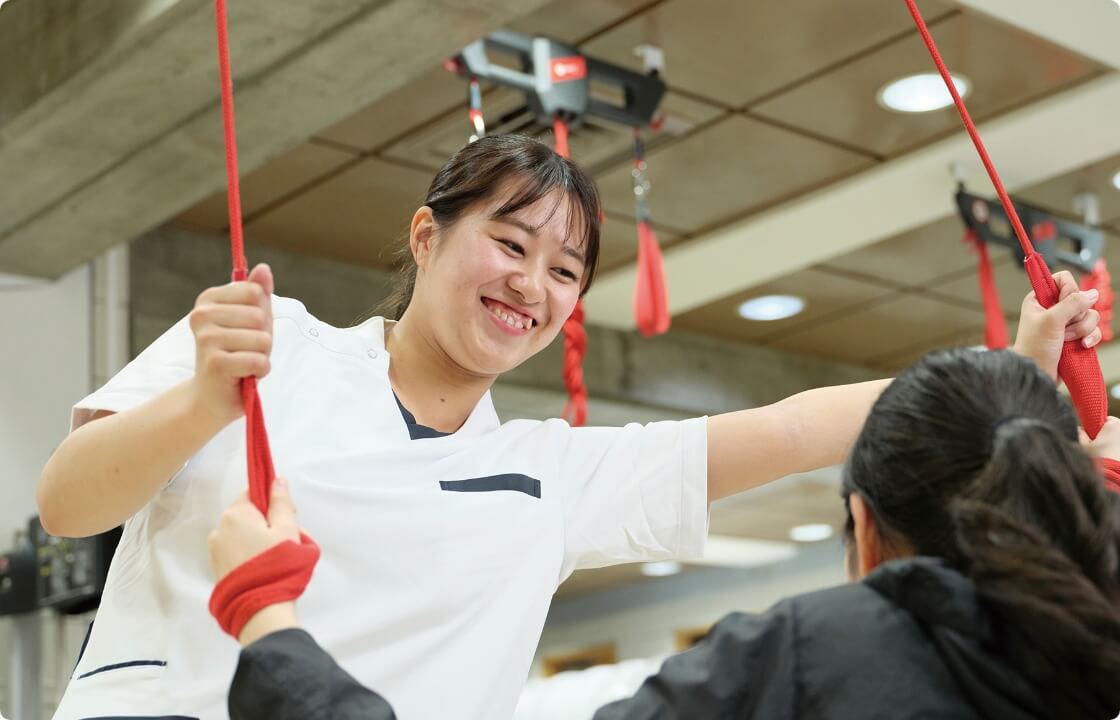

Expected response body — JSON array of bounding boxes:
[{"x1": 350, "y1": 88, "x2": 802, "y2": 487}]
[
  {"x1": 553, "y1": 116, "x2": 588, "y2": 427},
  {"x1": 964, "y1": 229, "x2": 1009, "y2": 350},
  {"x1": 467, "y1": 77, "x2": 486, "y2": 142},
  {"x1": 210, "y1": 0, "x2": 319, "y2": 640},
  {"x1": 632, "y1": 128, "x2": 670, "y2": 337},
  {"x1": 906, "y1": 0, "x2": 1107, "y2": 439}
]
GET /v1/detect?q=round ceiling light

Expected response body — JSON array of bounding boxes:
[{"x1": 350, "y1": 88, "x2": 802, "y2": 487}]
[
  {"x1": 1111, "y1": 170, "x2": 1120, "y2": 191},
  {"x1": 878, "y1": 72, "x2": 970, "y2": 113},
  {"x1": 1110, "y1": 383, "x2": 1120, "y2": 400},
  {"x1": 640, "y1": 561, "x2": 682, "y2": 577},
  {"x1": 789, "y1": 523, "x2": 834, "y2": 543},
  {"x1": 737, "y1": 295, "x2": 805, "y2": 322}
]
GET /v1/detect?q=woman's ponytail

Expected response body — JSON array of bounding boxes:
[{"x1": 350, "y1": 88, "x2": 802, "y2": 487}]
[{"x1": 950, "y1": 418, "x2": 1120, "y2": 719}]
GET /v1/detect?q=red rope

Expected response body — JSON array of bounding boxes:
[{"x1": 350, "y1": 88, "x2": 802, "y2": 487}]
[
  {"x1": 210, "y1": 0, "x2": 320, "y2": 637},
  {"x1": 906, "y1": 0, "x2": 1106, "y2": 438},
  {"x1": 215, "y1": 0, "x2": 247, "y2": 282},
  {"x1": 215, "y1": 0, "x2": 275, "y2": 513},
  {"x1": 553, "y1": 116, "x2": 587, "y2": 426}
]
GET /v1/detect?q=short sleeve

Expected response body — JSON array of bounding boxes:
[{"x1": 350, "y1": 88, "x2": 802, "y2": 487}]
[
  {"x1": 557, "y1": 417, "x2": 709, "y2": 580},
  {"x1": 71, "y1": 315, "x2": 195, "y2": 433}
]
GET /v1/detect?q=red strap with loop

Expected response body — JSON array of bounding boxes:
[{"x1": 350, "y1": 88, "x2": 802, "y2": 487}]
[
  {"x1": 964, "y1": 229, "x2": 1009, "y2": 350},
  {"x1": 906, "y1": 0, "x2": 1106, "y2": 439},
  {"x1": 632, "y1": 128, "x2": 670, "y2": 337},
  {"x1": 211, "y1": 0, "x2": 320, "y2": 638},
  {"x1": 553, "y1": 116, "x2": 588, "y2": 426},
  {"x1": 635, "y1": 221, "x2": 670, "y2": 336}
]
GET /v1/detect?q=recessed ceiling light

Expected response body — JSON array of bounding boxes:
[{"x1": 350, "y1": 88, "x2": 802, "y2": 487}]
[
  {"x1": 1110, "y1": 383, "x2": 1120, "y2": 400},
  {"x1": 1111, "y1": 170, "x2": 1120, "y2": 191},
  {"x1": 789, "y1": 523, "x2": 834, "y2": 543},
  {"x1": 737, "y1": 295, "x2": 805, "y2": 321},
  {"x1": 640, "y1": 560, "x2": 682, "y2": 577},
  {"x1": 878, "y1": 73, "x2": 970, "y2": 113}
]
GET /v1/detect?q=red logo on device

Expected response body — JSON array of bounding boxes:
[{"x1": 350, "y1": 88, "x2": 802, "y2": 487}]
[{"x1": 550, "y1": 56, "x2": 587, "y2": 82}]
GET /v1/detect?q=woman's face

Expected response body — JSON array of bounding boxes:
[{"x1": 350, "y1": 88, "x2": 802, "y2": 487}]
[{"x1": 409, "y1": 185, "x2": 588, "y2": 378}]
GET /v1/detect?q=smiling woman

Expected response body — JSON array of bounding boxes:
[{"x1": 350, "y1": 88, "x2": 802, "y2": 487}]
[{"x1": 38, "y1": 133, "x2": 1106, "y2": 720}]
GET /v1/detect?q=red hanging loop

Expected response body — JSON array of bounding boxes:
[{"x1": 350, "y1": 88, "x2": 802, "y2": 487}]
[
  {"x1": 552, "y1": 116, "x2": 588, "y2": 426},
  {"x1": 906, "y1": 0, "x2": 1107, "y2": 438},
  {"x1": 964, "y1": 230, "x2": 1009, "y2": 350},
  {"x1": 1080, "y1": 259, "x2": 1113, "y2": 343},
  {"x1": 632, "y1": 128, "x2": 670, "y2": 337}
]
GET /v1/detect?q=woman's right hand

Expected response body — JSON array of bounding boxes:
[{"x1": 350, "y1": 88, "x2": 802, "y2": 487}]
[
  {"x1": 188, "y1": 263, "x2": 274, "y2": 424},
  {"x1": 1083, "y1": 416, "x2": 1120, "y2": 460}
]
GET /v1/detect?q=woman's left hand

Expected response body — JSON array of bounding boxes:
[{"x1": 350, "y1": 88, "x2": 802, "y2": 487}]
[
  {"x1": 1013, "y1": 271, "x2": 1102, "y2": 380},
  {"x1": 208, "y1": 476, "x2": 302, "y2": 581}
]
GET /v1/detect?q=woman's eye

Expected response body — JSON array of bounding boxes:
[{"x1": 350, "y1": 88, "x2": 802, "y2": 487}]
[
  {"x1": 497, "y1": 239, "x2": 524, "y2": 255},
  {"x1": 554, "y1": 267, "x2": 579, "y2": 282}
]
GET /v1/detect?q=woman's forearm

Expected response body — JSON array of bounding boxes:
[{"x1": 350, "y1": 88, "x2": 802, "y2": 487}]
[
  {"x1": 708, "y1": 379, "x2": 890, "y2": 501},
  {"x1": 37, "y1": 378, "x2": 231, "y2": 537}
]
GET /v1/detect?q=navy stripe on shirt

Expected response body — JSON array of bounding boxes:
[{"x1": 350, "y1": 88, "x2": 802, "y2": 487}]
[{"x1": 439, "y1": 474, "x2": 541, "y2": 498}]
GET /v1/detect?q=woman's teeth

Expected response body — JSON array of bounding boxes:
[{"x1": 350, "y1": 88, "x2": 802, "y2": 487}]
[{"x1": 487, "y1": 301, "x2": 530, "y2": 330}]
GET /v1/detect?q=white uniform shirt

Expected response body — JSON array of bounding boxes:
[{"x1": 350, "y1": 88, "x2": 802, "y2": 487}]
[{"x1": 52, "y1": 297, "x2": 708, "y2": 720}]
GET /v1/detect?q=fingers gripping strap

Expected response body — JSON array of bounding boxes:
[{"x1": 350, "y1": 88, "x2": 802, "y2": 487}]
[
  {"x1": 209, "y1": 533, "x2": 321, "y2": 639},
  {"x1": 1080, "y1": 260, "x2": 1114, "y2": 343},
  {"x1": 1097, "y1": 458, "x2": 1120, "y2": 495},
  {"x1": 1024, "y1": 254, "x2": 1107, "y2": 438},
  {"x1": 907, "y1": 0, "x2": 1107, "y2": 438}
]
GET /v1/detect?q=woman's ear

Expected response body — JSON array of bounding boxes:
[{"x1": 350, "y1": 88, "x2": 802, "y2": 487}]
[
  {"x1": 850, "y1": 493, "x2": 884, "y2": 578},
  {"x1": 410, "y1": 206, "x2": 436, "y2": 271}
]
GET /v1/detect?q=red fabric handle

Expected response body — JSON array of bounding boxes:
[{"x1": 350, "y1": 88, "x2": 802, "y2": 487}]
[
  {"x1": 1024, "y1": 254, "x2": 1107, "y2": 437},
  {"x1": 906, "y1": 0, "x2": 1107, "y2": 438},
  {"x1": 209, "y1": 533, "x2": 321, "y2": 639},
  {"x1": 635, "y1": 221, "x2": 670, "y2": 337}
]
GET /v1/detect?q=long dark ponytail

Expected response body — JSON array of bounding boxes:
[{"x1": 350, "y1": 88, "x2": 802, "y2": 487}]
[{"x1": 843, "y1": 348, "x2": 1120, "y2": 718}]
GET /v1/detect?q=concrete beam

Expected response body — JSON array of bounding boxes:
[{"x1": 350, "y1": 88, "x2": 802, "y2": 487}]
[
  {"x1": 0, "y1": 0, "x2": 550, "y2": 278},
  {"x1": 131, "y1": 226, "x2": 881, "y2": 418},
  {"x1": 0, "y1": 0, "x2": 179, "y2": 128},
  {"x1": 584, "y1": 74, "x2": 1120, "y2": 329},
  {"x1": 951, "y1": 0, "x2": 1120, "y2": 70}
]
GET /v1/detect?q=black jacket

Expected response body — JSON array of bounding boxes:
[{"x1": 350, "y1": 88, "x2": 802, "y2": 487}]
[{"x1": 229, "y1": 558, "x2": 1074, "y2": 720}]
